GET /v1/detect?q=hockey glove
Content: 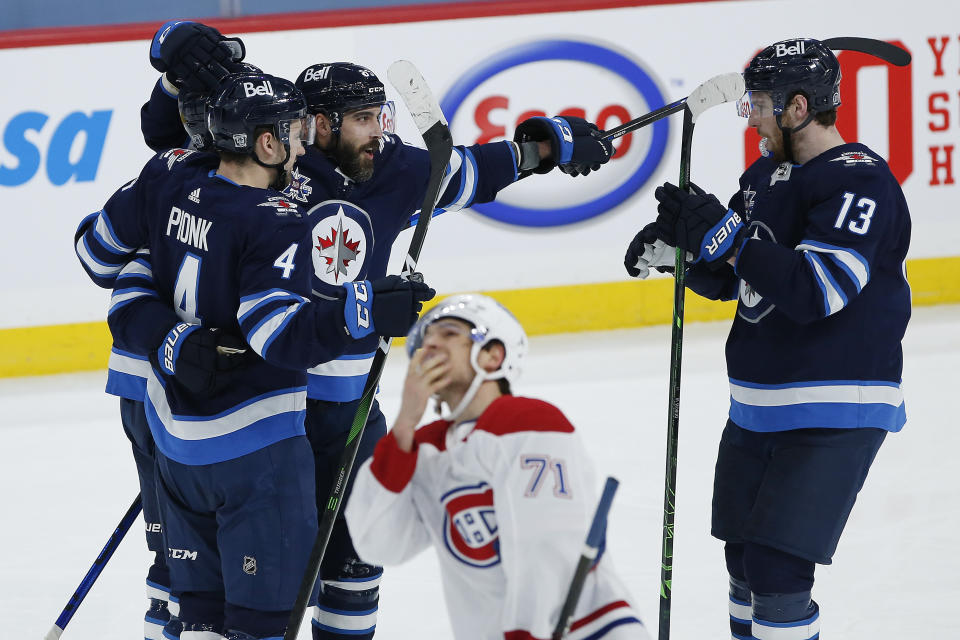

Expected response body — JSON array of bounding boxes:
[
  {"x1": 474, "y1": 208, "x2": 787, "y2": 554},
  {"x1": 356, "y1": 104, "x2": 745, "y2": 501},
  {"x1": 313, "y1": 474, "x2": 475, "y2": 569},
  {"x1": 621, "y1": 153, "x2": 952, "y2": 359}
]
[
  {"x1": 654, "y1": 182, "x2": 745, "y2": 269},
  {"x1": 513, "y1": 116, "x2": 614, "y2": 178},
  {"x1": 149, "y1": 20, "x2": 246, "y2": 93},
  {"x1": 342, "y1": 275, "x2": 436, "y2": 339},
  {"x1": 157, "y1": 323, "x2": 249, "y2": 394},
  {"x1": 624, "y1": 222, "x2": 693, "y2": 279}
]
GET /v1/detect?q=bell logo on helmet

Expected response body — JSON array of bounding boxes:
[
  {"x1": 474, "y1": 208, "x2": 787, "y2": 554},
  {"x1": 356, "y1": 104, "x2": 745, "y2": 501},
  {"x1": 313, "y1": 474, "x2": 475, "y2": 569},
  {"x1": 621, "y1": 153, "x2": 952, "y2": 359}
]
[
  {"x1": 302, "y1": 66, "x2": 330, "y2": 83},
  {"x1": 243, "y1": 80, "x2": 274, "y2": 98},
  {"x1": 775, "y1": 41, "x2": 807, "y2": 57}
]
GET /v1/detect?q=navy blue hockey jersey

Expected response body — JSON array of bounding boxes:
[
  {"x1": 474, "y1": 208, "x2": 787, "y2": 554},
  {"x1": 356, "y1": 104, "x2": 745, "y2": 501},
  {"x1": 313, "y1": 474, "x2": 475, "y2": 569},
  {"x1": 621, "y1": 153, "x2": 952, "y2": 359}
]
[
  {"x1": 285, "y1": 138, "x2": 517, "y2": 400},
  {"x1": 686, "y1": 143, "x2": 911, "y2": 433},
  {"x1": 87, "y1": 149, "x2": 353, "y2": 464},
  {"x1": 75, "y1": 149, "x2": 218, "y2": 400}
]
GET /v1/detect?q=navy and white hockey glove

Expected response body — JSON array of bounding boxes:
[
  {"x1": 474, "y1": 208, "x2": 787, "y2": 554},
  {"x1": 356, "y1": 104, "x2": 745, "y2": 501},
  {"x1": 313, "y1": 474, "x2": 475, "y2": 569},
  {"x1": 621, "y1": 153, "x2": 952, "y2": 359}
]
[
  {"x1": 150, "y1": 20, "x2": 246, "y2": 92},
  {"x1": 343, "y1": 275, "x2": 436, "y2": 339},
  {"x1": 514, "y1": 116, "x2": 614, "y2": 178},
  {"x1": 624, "y1": 221, "x2": 693, "y2": 279},
  {"x1": 157, "y1": 323, "x2": 249, "y2": 394},
  {"x1": 654, "y1": 182, "x2": 745, "y2": 269}
]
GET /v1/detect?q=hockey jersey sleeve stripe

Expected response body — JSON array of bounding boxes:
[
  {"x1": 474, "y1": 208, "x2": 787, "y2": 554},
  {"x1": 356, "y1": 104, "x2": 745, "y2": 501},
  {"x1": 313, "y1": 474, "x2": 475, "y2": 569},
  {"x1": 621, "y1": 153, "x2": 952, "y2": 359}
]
[
  {"x1": 307, "y1": 352, "x2": 376, "y2": 377},
  {"x1": 369, "y1": 431, "x2": 418, "y2": 493},
  {"x1": 245, "y1": 302, "x2": 305, "y2": 359},
  {"x1": 795, "y1": 240, "x2": 869, "y2": 292},
  {"x1": 76, "y1": 234, "x2": 125, "y2": 278},
  {"x1": 445, "y1": 147, "x2": 479, "y2": 212},
  {"x1": 730, "y1": 377, "x2": 903, "y2": 403},
  {"x1": 237, "y1": 289, "x2": 308, "y2": 323},
  {"x1": 436, "y1": 147, "x2": 462, "y2": 206},
  {"x1": 114, "y1": 258, "x2": 153, "y2": 281},
  {"x1": 109, "y1": 287, "x2": 159, "y2": 315},
  {"x1": 93, "y1": 210, "x2": 136, "y2": 254},
  {"x1": 803, "y1": 251, "x2": 847, "y2": 316}
]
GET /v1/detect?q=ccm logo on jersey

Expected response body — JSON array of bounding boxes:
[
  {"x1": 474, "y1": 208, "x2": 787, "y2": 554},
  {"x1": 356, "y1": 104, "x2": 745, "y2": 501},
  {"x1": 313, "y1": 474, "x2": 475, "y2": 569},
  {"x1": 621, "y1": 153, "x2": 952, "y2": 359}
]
[
  {"x1": 441, "y1": 483, "x2": 500, "y2": 568},
  {"x1": 244, "y1": 80, "x2": 274, "y2": 98},
  {"x1": 775, "y1": 41, "x2": 806, "y2": 57},
  {"x1": 169, "y1": 547, "x2": 198, "y2": 560},
  {"x1": 166, "y1": 206, "x2": 212, "y2": 251}
]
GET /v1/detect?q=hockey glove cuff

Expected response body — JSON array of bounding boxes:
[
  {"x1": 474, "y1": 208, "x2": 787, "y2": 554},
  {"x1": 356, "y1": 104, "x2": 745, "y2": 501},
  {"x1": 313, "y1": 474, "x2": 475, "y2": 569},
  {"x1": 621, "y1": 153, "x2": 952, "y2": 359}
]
[
  {"x1": 343, "y1": 280, "x2": 375, "y2": 339},
  {"x1": 654, "y1": 181, "x2": 745, "y2": 269},
  {"x1": 158, "y1": 324, "x2": 249, "y2": 394}
]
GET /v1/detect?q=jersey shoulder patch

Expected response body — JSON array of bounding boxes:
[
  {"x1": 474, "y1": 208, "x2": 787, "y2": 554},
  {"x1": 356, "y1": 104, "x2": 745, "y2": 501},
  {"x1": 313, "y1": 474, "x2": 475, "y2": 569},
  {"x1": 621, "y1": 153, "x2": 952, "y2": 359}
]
[{"x1": 475, "y1": 396, "x2": 575, "y2": 437}]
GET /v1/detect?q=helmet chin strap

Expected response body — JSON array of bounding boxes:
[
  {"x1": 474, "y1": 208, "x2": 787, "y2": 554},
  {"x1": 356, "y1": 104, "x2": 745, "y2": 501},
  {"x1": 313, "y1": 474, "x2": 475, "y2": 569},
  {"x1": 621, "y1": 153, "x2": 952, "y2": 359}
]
[
  {"x1": 252, "y1": 144, "x2": 291, "y2": 190},
  {"x1": 438, "y1": 344, "x2": 503, "y2": 423},
  {"x1": 775, "y1": 112, "x2": 816, "y2": 164}
]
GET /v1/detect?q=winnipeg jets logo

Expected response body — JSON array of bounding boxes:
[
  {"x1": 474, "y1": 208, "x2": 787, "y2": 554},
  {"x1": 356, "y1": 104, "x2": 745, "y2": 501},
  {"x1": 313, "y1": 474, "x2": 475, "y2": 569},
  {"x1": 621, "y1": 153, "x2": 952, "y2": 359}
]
[
  {"x1": 742, "y1": 185, "x2": 756, "y2": 219},
  {"x1": 283, "y1": 168, "x2": 314, "y2": 203},
  {"x1": 737, "y1": 222, "x2": 777, "y2": 324},
  {"x1": 257, "y1": 196, "x2": 300, "y2": 217},
  {"x1": 313, "y1": 206, "x2": 366, "y2": 283},
  {"x1": 830, "y1": 151, "x2": 878, "y2": 166},
  {"x1": 441, "y1": 483, "x2": 499, "y2": 569}
]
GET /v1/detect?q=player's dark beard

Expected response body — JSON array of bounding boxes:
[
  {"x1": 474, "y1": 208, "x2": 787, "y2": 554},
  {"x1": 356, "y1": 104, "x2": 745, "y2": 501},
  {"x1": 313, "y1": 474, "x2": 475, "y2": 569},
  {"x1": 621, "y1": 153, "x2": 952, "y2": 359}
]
[{"x1": 334, "y1": 139, "x2": 377, "y2": 182}]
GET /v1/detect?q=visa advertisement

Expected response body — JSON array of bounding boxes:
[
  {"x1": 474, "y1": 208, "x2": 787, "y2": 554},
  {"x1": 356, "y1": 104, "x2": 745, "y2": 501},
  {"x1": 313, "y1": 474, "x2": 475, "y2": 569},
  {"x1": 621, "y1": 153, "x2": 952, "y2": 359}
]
[{"x1": 0, "y1": 0, "x2": 954, "y2": 329}]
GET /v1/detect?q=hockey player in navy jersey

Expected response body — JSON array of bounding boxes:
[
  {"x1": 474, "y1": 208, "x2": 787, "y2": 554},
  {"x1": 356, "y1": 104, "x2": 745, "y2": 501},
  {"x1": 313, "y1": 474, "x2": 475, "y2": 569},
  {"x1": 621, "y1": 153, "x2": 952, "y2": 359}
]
[
  {"x1": 138, "y1": 29, "x2": 616, "y2": 639},
  {"x1": 624, "y1": 38, "x2": 911, "y2": 640},
  {"x1": 346, "y1": 294, "x2": 649, "y2": 640},
  {"x1": 73, "y1": 21, "x2": 250, "y2": 638},
  {"x1": 83, "y1": 70, "x2": 434, "y2": 640}
]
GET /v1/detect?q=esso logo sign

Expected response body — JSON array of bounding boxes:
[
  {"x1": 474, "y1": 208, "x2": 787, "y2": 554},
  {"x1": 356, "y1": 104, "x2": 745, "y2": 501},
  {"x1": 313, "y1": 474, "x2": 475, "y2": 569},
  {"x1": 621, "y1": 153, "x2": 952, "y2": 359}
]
[
  {"x1": 441, "y1": 40, "x2": 669, "y2": 226},
  {"x1": 0, "y1": 109, "x2": 112, "y2": 187}
]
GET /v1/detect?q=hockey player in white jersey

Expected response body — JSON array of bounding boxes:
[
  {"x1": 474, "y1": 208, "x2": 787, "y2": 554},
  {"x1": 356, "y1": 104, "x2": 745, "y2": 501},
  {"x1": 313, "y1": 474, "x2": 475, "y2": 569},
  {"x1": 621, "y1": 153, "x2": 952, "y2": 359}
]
[{"x1": 345, "y1": 295, "x2": 648, "y2": 640}]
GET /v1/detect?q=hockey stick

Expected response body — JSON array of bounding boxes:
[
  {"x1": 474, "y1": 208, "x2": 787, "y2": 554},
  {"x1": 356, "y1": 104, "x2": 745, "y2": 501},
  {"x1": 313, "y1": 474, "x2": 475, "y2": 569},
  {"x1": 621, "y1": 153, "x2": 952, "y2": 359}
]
[
  {"x1": 44, "y1": 494, "x2": 143, "y2": 640},
  {"x1": 282, "y1": 60, "x2": 452, "y2": 640},
  {"x1": 601, "y1": 99, "x2": 685, "y2": 141},
  {"x1": 657, "y1": 72, "x2": 744, "y2": 640},
  {"x1": 822, "y1": 37, "x2": 911, "y2": 66},
  {"x1": 552, "y1": 477, "x2": 620, "y2": 640}
]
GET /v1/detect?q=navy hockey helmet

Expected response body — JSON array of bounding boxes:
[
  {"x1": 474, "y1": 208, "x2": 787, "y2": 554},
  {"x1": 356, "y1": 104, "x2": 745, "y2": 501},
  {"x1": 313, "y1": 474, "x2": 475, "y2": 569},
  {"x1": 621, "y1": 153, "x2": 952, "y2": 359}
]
[
  {"x1": 178, "y1": 89, "x2": 213, "y2": 151},
  {"x1": 295, "y1": 62, "x2": 389, "y2": 132},
  {"x1": 738, "y1": 38, "x2": 841, "y2": 118},
  {"x1": 207, "y1": 72, "x2": 313, "y2": 160}
]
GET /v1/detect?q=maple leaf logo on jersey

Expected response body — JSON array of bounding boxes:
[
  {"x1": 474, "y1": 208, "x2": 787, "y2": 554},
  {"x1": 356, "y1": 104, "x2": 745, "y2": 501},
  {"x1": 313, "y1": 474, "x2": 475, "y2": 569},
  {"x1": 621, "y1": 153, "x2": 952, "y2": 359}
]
[
  {"x1": 257, "y1": 196, "x2": 300, "y2": 217},
  {"x1": 161, "y1": 148, "x2": 195, "y2": 170},
  {"x1": 316, "y1": 217, "x2": 362, "y2": 282},
  {"x1": 284, "y1": 168, "x2": 314, "y2": 203},
  {"x1": 830, "y1": 151, "x2": 878, "y2": 166}
]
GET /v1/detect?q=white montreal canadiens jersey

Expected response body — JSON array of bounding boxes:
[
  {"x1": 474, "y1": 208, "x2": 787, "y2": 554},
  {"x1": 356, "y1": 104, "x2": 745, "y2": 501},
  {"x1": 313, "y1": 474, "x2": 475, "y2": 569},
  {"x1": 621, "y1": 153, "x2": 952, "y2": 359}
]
[{"x1": 346, "y1": 396, "x2": 648, "y2": 640}]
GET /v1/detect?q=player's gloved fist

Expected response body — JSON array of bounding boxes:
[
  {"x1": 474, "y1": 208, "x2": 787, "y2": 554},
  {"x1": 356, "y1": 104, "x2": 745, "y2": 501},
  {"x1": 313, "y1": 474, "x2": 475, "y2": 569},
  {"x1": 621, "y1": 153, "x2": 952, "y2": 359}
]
[
  {"x1": 157, "y1": 323, "x2": 249, "y2": 394},
  {"x1": 513, "y1": 116, "x2": 614, "y2": 177},
  {"x1": 654, "y1": 181, "x2": 745, "y2": 269},
  {"x1": 342, "y1": 275, "x2": 436, "y2": 339},
  {"x1": 624, "y1": 222, "x2": 693, "y2": 279},
  {"x1": 149, "y1": 20, "x2": 246, "y2": 92}
]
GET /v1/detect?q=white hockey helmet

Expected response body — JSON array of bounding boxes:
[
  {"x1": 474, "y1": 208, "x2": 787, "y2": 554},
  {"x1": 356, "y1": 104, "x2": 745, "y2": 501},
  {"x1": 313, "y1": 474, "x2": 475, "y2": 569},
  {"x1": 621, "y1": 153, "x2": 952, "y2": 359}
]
[{"x1": 406, "y1": 293, "x2": 528, "y2": 387}]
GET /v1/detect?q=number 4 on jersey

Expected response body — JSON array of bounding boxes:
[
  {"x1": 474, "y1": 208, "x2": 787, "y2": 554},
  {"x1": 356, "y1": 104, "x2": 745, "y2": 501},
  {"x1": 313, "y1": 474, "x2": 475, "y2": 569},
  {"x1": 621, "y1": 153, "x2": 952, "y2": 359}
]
[{"x1": 274, "y1": 243, "x2": 298, "y2": 279}]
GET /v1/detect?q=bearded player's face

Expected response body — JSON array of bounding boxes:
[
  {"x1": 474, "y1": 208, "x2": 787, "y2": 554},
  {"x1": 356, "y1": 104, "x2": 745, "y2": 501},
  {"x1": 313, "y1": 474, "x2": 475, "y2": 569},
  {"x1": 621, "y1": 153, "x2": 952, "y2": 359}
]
[{"x1": 335, "y1": 106, "x2": 383, "y2": 182}]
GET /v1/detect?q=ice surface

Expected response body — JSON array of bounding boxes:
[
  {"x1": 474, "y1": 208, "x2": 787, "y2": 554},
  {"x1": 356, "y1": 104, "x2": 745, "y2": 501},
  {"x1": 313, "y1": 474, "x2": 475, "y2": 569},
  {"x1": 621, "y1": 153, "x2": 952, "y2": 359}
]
[{"x1": 3, "y1": 305, "x2": 958, "y2": 639}]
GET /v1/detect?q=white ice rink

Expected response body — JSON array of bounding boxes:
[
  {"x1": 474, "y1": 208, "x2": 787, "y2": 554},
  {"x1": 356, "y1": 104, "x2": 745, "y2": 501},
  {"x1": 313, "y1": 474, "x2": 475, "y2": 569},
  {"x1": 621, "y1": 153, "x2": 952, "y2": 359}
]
[{"x1": 3, "y1": 305, "x2": 958, "y2": 639}]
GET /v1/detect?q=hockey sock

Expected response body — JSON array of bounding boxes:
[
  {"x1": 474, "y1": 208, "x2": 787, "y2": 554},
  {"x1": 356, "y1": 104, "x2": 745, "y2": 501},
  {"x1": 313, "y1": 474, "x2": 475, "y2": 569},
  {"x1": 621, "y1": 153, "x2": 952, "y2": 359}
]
[
  {"x1": 146, "y1": 579, "x2": 173, "y2": 640},
  {"x1": 312, "y1": 570, "x2": 382, "y2": 639},
  {"x1": 752, "y1": 596, "x2": 819, "y2": 640},
  {"x1": 728, "y1": 576, "x2": 756, "y2": 640},
  {"x1": 178, "y1": 591, "x2": 225, "y2": 640},
  {"x1": 223, "y1": 604, "x2": 288, "y2": 639}
]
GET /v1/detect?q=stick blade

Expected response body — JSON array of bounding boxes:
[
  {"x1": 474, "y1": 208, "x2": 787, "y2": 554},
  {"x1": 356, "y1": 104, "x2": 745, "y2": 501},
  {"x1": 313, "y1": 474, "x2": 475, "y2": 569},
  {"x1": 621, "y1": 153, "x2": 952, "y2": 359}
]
[
  {"x1": 686, "y1": 72, "x2": 745, "y2": 123},
  {"x1": 822, "y1": 37, "x2": 911, "y2": 66},
  {"x1": 387, "y1": 60, "x2": 448, "y2": 136}
]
